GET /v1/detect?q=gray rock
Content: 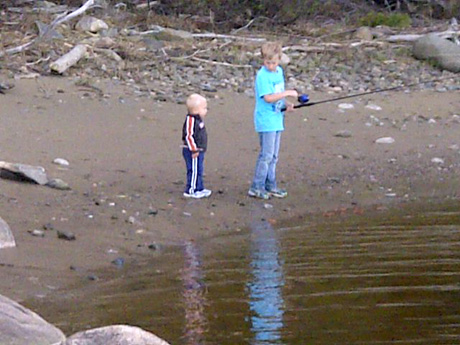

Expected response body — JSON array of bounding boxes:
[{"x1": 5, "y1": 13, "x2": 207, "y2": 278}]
[
  {"x1": 0, "y1": 161, "x2": 49, "y2": 185},
  {"x1": 76, "y1": 16, "x2": 109, "y2": 33},
  {"x1": 46, "y1": 178, "x2": 71, "y2": 190},
  {"x1": 0, "y1": 81, "x2": 14, "y2": 94},
  {"x1": 35, "y1": 21, "x2": 64, "y2": 40},
  {"x1": 354, "y1": 26, "x2": 373, "y2": 41},
  {"x1": 413, "y1": 33, "x2": 460, "y2": 72},
  {"x1": 57, "y1": 230, "x2": 76, "y2": 241},
  {"x1": 59, "y1": 325, "x2": 170, "y2": 345},
  {"x1": 150, "y1": 26, "x2": 193, "y2": 41},
  {"x1": 0, "y1": 294, "x2": 65, "y2": 345},
  {"x1": 142, "y1": 38, "x2": 165, "y2": 52},
  {"x1": 334, "y1": 130, "x2": 352, "y2": 138},
  {"x1": 0, "y1": 216, "x2": 15, "y2": 249}
]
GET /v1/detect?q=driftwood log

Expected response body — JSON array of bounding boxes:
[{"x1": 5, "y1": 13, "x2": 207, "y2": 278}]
[{"x1": 50, "y1": 44, "x2": 88, "y2": 74}]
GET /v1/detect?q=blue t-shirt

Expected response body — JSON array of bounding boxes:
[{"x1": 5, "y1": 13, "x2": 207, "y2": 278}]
[{"x1": 253, "y1": 65, "x2": 285, "y2": 132}]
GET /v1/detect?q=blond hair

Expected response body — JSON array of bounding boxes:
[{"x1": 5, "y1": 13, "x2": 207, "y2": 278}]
[
  {"x1": 186, "y1": 93, "x2": 206, "y2": 113},
  {"x1": 261, "y1": 41, "x2": 282, "y2": 60}
]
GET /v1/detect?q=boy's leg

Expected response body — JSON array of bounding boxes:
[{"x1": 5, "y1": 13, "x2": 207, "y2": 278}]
[
  {"x1": 183, "y1": 148, "x2": 196, "y2": 194},
  {"x1": 195, "y1": 152, "x2": 205, "y2": 191},
  {"x1": 251, "y1": 131, "x2": 277, "y2": 191},
  {"x1": 266, "y1": 131, "x2": 281, "y2": 191}
]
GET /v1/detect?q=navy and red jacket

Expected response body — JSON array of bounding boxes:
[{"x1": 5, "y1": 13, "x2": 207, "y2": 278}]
[{"x1": 182, "y1": 114, "x2": 208, "y2": 153}]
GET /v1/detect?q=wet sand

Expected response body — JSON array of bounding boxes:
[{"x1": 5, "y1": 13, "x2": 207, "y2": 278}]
[{"x1": 0, "y1": 76, "x2": 458, "y2": 304}]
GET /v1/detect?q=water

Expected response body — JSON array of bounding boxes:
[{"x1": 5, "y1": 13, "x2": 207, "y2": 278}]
[{"x1": 33, "y1": 202, "x2": 460, "y2": 344}]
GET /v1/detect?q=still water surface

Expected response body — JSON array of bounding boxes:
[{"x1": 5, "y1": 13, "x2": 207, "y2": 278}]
[{"x1": 39, "y1": 203, "x2": 460, "y2": 344}]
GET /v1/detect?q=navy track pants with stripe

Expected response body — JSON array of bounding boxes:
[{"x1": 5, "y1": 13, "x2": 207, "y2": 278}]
[{"x1": 183, "y1": 148, "x2": 205, "y2": 194}]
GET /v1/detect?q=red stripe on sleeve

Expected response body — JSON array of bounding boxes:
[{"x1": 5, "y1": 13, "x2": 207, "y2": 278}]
[{"x1": 186, "y1": 116, "x2": 198, "y2": 151}]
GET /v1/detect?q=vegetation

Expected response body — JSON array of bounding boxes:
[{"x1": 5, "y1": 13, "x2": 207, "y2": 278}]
[
  {"x1": 359, "y1": 11, "x2": 412, "y2": 28},
  {"x1": 0, "y1": 1, "x2": 457, "y2": 33},
  {"x1": 150, "y1": 0, "x2": 458, "y2": 24}
]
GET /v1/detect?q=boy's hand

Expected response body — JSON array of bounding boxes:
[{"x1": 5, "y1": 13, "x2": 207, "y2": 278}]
[
  {"x1": 286, "y1": 89, "x2": 299, "y2": 98},
  {"x1": 285, "y1": 103, "x2": 295, "y2": 112},
  {"x1": 192, "y1": 152, "x2": 200, "y2": 159}
]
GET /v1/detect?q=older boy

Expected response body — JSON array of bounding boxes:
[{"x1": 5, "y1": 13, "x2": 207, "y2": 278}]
[
  {"x1": 248, "y1": 41, "x2": 298, "y2": 200},
  {"x1": 182, "y1": 94, "x2": 212, "y2": 199}
]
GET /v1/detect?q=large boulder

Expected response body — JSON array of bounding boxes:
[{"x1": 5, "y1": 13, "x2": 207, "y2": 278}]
[
  {"x1": 0, "y1": 294, "x2": 65, "y2": 345},
  {"x1": 60, "y1": 325, "x2": 171, "y2": 345},
  {"x1": 413, "y1": 33, "x2": 460, "y2": 72},
  {"x1": 0, "y1": 216, "x2": 15, "y2": 249}
]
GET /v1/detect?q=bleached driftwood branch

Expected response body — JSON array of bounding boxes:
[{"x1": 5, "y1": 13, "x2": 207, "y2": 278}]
[
  {"x1": 192, "y1": 32, "x2": 266, "y2": 42},
  {"x1": 0, "y1": 0, "x2": 96, "y2": 58},
  {"x1": 50, "y1": 44, "x2": 88, "y2": 74},
  {"x1": 386, "y1": 29, "x2": 460, "y2": 42}
]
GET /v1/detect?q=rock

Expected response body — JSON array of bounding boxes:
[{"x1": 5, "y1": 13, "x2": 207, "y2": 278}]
[
  {"x1": 29, "y1": 229, "x2": 45, "y2": 237},
  {"x1": 76, "y1": 16, "x2": 109, "y2": 33},
  {"x1": 0, "y1": 161, "x2": 49, "y2": 185},
  {"x1": 0, "y1": 216, "x2": 15, "y2": 249},
  {"x1": 413, "y1": 33, "x2": 460, "y2": 72},
  {"x1": 53, "y1": 158, "x2": 70, "y2": 166},
  {"x1": 151, "y1": 27, "x2": 193, "y2": 41},
  {"x1": 338, "y1": 103, "x2": 354, "y2": 110},
  {"x1": 94, "y1": 37, "x2": 116, "y2": 49},
  {"x1": 46, "y1": 178, "x2": 71, "y2": 190},
  {"x1": 148, "y1": 243, "x2": 160, "y2": 251},
  {"x1": 354, "y1": 26, "x2": 373, "y2": 41},
  {"x1": 375, "y1": 137, "x2": 395, "y2": 144},
  {"x1": 35, "y1": 20, "x2": 63, "y2": 40},
  {"x1": 334, "y1": 130, "x2": 352, "y2": 138},
  {"x1": 57, "y1": 230, "x2": 76, "y2": 241},
  {"x1": 0, "y1": 294, "x2": 65, "y2": 345},
  {"x1": 112, "y1": 257, "x2": 125, "y2": 267},
  {"x1": 0, "y1": 81, "x2": 14, "y2": 94},
  {"x1": 58, "y1": 325, "x2": 170, "y2": 345},
  {"x1": 365, "y1": 104, "x2": 382, "y2": 111},
  {"x1": 431, "y1": 157, "x2": 444, "y2": 164},
  {"x1": 141, "y1": 38, "x2": 165, "y2": 52},
  {"x1": 280, "y1": 53, "x2": 290, "y2": 65}
]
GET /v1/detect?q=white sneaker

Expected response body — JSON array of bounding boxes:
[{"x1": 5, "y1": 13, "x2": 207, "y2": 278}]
[
  {"x1": 183, "y1": 190, "x2": 208, "y2": 199},
  {"x1": 200, "y1": 189, "x2": 212, "y2": 197}
]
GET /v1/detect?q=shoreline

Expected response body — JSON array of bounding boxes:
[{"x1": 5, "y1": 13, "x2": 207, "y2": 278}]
[{"x1": 0, "y1": 77, "x2": 459, "y2": 305}]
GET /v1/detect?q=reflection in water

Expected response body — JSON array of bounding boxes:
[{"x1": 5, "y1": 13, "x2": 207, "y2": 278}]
[
  {"x1": 29, "y1": 204, "x2": 460, "y2": 344},
  {"x1": 248, "y1": 220, "x2": 285, "y2": 344},
  {"x1": 181, "y1": 241, "x2": 208, "y2": 345}
]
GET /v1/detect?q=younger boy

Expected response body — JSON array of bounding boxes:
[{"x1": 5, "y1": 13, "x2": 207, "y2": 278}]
[
  {"x1": 248, "y1": 41, "x2": 298, "y2": 200},
  {"x1": 182, "y1": 94, "x2": 212, "y2": 199}
]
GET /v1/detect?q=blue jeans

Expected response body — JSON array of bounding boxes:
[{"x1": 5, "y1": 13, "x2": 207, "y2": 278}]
[
  {"x1": 251, "y1": 131, "x2": 281, "y2": 191},
  {"x1": 183, "y1": 148, "x2": 205, "y2": 194}
]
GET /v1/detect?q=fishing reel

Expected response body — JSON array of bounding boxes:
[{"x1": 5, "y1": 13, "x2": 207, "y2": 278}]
[
  {"x1": 280, "y1": 93, "x2": 310, "y2": 112},
  {"x1": 298, "y1": 94, "x2": 309, "y2": 104}
]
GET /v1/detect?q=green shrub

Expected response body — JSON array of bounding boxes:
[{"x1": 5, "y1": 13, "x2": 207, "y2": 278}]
[{"x1": 359, "y1": 11, "x2": 411, "y2": 28}]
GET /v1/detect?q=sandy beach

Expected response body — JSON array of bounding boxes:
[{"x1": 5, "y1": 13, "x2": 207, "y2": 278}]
[{"x1": 0, "y1": 75, "x2": 458, "y2": 304}]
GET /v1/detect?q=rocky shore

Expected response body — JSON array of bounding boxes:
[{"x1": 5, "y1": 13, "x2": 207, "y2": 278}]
[{"x1": 0, "y1": 2, "x2": 459, "y2": 344}]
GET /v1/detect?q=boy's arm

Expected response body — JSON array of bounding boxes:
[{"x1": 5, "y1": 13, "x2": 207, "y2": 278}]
[
  {"x1": 184, "y1": 116, "x2": 200, "y2": 157},
  {"x1": 263, "y1": 89, "x2": 298, "y2": 103}
]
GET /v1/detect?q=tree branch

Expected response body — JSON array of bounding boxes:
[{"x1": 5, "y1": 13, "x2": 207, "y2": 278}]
[{"x1": 0, "y1": 0, "x2": 96, "y2": 58}]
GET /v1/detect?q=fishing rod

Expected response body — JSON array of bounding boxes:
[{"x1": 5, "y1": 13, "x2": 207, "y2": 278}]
[{"x1": 281, "y1": 75, "x2": 459, "y2": 111}]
